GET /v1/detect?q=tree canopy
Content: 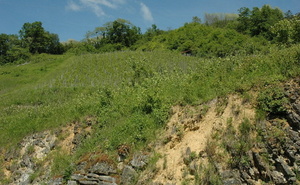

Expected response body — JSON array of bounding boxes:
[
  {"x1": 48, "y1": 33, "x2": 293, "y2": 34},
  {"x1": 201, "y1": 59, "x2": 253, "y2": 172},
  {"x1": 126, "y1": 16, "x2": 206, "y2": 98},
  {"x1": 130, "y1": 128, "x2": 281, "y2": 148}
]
[
  {"x1": 0, "y1": 34, "x2": 30, "y2": 64},
  {"x1": 86, "y1": 19, "x2": 141, "y2": 50},
  {"x1": 270, "y1": 16, "x2": 300, "y2": 44},
  {"x1": 19, "y1": 21, "x2": 63, "y2": 54},
  {"x1": 237, "y1": 5, "x2": 284, "y2": 39}
]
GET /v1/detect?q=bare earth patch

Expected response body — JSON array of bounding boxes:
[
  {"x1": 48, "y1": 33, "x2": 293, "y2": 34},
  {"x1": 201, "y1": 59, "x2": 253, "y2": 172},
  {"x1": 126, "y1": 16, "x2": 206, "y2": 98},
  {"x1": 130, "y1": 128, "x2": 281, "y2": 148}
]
[
  {"x1": 57, "y1": 124, "x2": 76, "y2": 154},
  {"x1": 150, "y1": 94, "x2": 255, "y2": 184}
]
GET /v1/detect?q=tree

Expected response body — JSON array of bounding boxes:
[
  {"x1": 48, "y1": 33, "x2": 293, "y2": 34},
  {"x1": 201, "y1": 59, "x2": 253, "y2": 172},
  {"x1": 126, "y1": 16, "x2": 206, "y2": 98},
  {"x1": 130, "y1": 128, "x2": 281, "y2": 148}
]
[
  {"x1": 0, "y1": 34, "x2": 10, "y2": 57},
  {"x1": 252, "y1": 5, "x2": 283, "y2": 38},
  {"x1": 270, "y1": 19, "x2": 295, "y2": 44},
  {"x1": 237, "y1": 7, "x2": 251, "y2": 34},
  {"x1": 87, "y1": 19, "x2": 141, "y2": 50},
  {"x1": 47, "y1": 33, "x2": 64, "y2": 54},
  {"x1": 270, "y1": 16, "x2": 300, "y2": 44},
  {"x1": 192, "y1": 16, "x2": 202, "y2": 24},
  {"x1": 19, "y1": 21, "x2": 47, "y2": 53},
  {"x1": 19, "y1": 21, "x2": 63, "y2": 54},
  {"x1": 104, "y1": 19, "x2": 141, "y2": 47},
  {"x1": 0, "y1": 33, "x2": 12, "y2": 64},
  {"x1": 284, "y1": 10, "x2": 293, "y2": 19},
  {"x1": 144, "y1": 24, "x2": 164, "y2": 40},
  {"x1": 85, "y1": 26, "x2": 107, "y2": 40},
  {"x1": 0, "y1": 34, "x2": 30, "y2": 64},
  {"x1": 236, "y1": 5, "x2": 284, "y2": 39}
]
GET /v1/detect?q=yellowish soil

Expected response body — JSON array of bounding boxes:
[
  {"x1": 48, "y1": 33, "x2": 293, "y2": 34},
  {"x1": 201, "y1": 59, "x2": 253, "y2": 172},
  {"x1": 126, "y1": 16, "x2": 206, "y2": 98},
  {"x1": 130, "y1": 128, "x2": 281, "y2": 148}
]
[
  {"x1": 151, "y1": 94, "x2": 255, "y2": 184},
  {"x1": 3, "y1": 162, "x2": 11, "y2": 178},
  {"x1": 57, "y1": 122, "x2": 92, "y2": 154},
  {"x1": 57, "y1": 124, "x2": 76, "y2": 154}
]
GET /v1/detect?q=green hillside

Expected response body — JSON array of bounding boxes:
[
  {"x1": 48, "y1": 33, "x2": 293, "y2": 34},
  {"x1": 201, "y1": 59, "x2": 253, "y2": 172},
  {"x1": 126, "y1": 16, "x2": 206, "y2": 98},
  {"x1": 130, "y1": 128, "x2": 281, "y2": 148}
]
[
  {"x1": 1, "y1": 4, "x2": 300, "y2": 184},
  {"x1": 1, "y1": 45, "x2": 300, "y2": 151}
]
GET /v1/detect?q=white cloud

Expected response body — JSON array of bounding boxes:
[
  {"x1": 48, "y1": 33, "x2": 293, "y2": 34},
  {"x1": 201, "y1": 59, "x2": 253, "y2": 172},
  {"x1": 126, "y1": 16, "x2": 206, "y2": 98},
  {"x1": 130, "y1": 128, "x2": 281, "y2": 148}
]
[
  {"x1": 66, "y1": 0, "x2": 154, "y2": 22},
  {"x1": 67, "y1": 0, "x2": 126, "y2": 17},
  {"x1": 140, "y1": 2, "x2": 153, "y2": 22},
  {"x1": 80, "y1": 0, "x2": 116, "y2": 9},
  {"x1": 66, "y1": 0, "x2": 81, "y2": 11},
  {"x1": 80, "y1": 0, "x2": 107, "y2": 16}
]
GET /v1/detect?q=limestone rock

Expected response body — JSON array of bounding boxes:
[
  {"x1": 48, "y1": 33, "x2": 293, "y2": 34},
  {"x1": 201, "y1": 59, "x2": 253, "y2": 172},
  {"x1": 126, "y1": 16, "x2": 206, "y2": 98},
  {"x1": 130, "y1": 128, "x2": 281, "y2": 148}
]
[
  {"x1": 223, "y1": 178, "x2": 242, "y2": 185},
  {"x1": 89, "y1": 162, "x2": 117, "y2": 175},
  {"x1": 67, "y1": 180, "x2": 78, "y2": 185},
  {"x1": 71, "y1": 174, "x2": 86, "y2": 181},
  {"x1": 252, "y1": 152, "x2": 267, "y2": 173},
  {"x1": 121, "y1": 165, "x2": 138, "y2": 185},
  {"x1": 131, "y1": 153, "x2": 148, "y2": 169},
  {"x1": 48, "y1": 177, "x2": 63, "y2": 185},
  {"x1": 287, "y1": 111, "x2": 300, "y2": 130},
  {"x1": 78, "y1": 180, "x2": 98, "y2": 185},
  {"x1": 98, "y1": 175, "x2": 116, "y2": 183},
  {"x1": 275, "y1": 157, "x2": 296, "y2": 180},
  {"x1": 270, "y1": 171, "x2": 287, "y2": 184}
]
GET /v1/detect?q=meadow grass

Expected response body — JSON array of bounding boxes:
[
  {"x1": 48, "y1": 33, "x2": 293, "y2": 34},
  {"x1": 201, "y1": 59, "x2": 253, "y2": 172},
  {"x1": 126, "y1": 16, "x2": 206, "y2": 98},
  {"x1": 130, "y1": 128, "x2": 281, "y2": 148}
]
[{"x1": 0, "y1": 45, "x2": 300, "y2": 159}]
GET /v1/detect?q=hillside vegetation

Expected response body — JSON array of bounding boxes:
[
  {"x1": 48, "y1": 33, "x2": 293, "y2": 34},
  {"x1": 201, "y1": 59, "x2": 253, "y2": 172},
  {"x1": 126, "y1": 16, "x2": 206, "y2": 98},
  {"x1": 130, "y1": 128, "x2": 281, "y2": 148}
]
[
  {"x1": 1, "y1": 44, "x2": 300, "y2": 182},
  {"x1": 1, "y1": 45, "x2": 299, "y2": 148},
  {"x1": 1, "y1": 4, "x2": 300, "y2": 185},
  {"x1": 135, "y1": 23, "x2": 269, "y2": 58}
]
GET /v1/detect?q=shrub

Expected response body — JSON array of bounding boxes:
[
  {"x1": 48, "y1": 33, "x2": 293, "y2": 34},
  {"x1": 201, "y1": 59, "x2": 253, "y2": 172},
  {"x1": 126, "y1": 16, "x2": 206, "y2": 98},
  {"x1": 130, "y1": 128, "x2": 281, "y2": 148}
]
[
  {"x1": 222, "y1": 118, "x2": 253, "y2": 168},
  {"x1": 198, "y1": 163, "x2": 222, "y2": 185},
  {"x1": 257, "y1": 86, "x2": 288, "y2": 115}
]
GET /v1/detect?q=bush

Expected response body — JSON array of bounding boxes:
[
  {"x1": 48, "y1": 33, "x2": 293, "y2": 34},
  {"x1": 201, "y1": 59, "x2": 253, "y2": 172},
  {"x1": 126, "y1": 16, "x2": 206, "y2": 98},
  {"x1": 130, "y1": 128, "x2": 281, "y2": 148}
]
[
  {"x1": 222, "y1": 118, "x2": 253, "y2": 167},
  {"x1": 198, "y1": 163, "x2": 222, "y2": 185},
  {"x1": 136, "y1": 23, "x2": 270, "y2": 58},
  {"x1": 257, "y1": 86, "x2": 288, "y2": 115}
]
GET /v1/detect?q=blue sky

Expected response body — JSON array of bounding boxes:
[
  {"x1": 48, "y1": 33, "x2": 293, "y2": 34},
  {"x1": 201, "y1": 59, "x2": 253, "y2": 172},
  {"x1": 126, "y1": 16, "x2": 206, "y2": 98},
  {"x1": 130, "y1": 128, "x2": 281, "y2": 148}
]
[{"x1": 0, "y1": 0, "x2": 299, "y2": 42}]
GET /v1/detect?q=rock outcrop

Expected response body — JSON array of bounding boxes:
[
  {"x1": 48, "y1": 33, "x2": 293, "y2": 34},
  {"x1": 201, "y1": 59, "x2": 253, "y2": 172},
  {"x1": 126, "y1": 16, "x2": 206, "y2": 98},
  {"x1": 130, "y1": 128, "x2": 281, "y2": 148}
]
[
  {"x1": 218, "y1": 78, "x2": 300, "y2": 184},
  {"x1": 2, "y1": 116, "x2": 150, "y2": 185},
  {"x1": 4, "y1": 131, "x2": 56, "y2": 185},
  {"x1": 49, "y1": 151, "x2": 149, "y2": 185}
]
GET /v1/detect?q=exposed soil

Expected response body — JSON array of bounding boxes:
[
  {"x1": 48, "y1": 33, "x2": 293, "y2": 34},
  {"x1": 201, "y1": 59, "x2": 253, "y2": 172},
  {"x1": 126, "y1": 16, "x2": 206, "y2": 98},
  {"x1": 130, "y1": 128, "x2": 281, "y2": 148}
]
[
  {"x1": 57, "y1": 124, "x2": 76, "y2": 154},
  {"x1": 150, "y1": 95, "x2": 256, "y2": 184}
]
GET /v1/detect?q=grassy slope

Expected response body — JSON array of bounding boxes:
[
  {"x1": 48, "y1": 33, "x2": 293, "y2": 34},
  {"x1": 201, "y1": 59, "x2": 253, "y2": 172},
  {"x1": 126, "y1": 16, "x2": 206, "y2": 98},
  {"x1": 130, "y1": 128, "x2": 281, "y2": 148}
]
[{"x1": 0, "y1": 45, "x2": 300, "y2": 156}]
